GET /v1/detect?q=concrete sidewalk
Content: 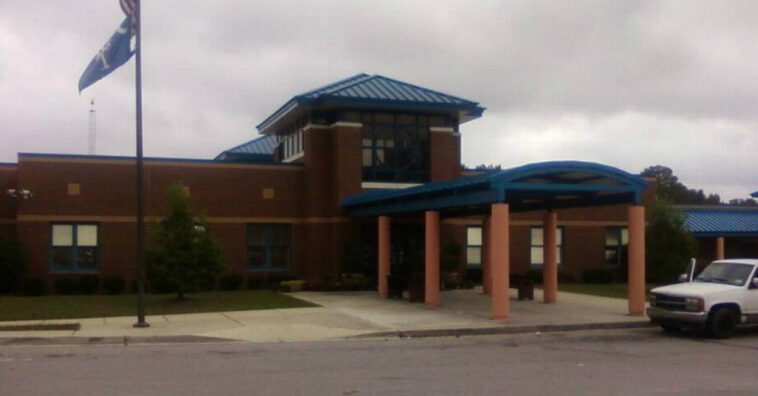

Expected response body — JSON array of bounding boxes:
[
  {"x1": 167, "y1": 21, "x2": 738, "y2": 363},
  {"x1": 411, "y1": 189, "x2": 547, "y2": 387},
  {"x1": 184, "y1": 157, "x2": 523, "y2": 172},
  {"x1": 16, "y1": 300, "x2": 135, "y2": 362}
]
[{"x1": 0, "y1": 288, "x2": 651, "y2": 345}]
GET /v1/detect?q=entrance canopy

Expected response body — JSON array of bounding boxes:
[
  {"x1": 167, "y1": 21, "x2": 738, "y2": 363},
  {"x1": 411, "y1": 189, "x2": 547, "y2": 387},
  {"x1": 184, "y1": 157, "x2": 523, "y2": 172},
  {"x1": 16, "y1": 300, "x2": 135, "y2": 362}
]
[{"x1": 342, "y1": 161, "x2": 647, "y2": 217}]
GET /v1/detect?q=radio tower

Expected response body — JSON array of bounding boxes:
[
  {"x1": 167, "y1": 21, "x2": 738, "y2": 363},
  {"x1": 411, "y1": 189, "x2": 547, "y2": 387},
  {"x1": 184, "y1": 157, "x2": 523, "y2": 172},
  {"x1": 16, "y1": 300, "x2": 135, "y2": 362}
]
[{"x1": 88, "y1": 99, "x2": 96, "y2": 155}]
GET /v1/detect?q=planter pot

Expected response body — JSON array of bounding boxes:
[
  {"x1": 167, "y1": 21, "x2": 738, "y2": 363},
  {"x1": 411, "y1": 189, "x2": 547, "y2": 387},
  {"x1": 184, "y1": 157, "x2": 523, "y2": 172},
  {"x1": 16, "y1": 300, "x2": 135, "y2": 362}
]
[
  {"x1": 441, "y1": 271, "x2": 463, "y2": 289},
  {"x1": 408, "y1": 283, "x2": 424, "y2": 303}
]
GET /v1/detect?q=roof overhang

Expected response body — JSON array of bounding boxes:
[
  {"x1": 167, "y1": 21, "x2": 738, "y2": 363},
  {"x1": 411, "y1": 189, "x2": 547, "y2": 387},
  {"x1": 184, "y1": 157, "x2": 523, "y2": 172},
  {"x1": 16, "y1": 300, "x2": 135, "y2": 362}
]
[
  {"x1": 682, "y1": 207, "x2": 758, "y2": 237},
  {"x1": 342, "y1": 161, "x2": 648, "y2": 217}
]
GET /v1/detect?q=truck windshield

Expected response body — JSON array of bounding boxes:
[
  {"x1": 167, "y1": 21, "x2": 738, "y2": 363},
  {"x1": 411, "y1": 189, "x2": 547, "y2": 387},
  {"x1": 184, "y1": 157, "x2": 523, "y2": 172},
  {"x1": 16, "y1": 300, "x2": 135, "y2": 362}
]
[{"x1": 694, "y1": 262, "x2": 754, "y2": 286}]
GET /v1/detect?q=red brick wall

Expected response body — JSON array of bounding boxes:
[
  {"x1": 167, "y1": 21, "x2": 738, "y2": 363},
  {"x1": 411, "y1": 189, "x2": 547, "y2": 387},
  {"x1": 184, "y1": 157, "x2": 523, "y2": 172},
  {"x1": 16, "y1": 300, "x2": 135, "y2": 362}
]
[
  {"x1": 430, "y1": 131, "x2": 461, "y2": 182},
  {"x1": 0, "y1": 166, "x2": 17, "y2": 220},
  {"x1": 16, "y1": 157, "x2": 305, "y2": 218},
  {"x1": 331, "y1": 126, "x2": 362, "y2": 213}
]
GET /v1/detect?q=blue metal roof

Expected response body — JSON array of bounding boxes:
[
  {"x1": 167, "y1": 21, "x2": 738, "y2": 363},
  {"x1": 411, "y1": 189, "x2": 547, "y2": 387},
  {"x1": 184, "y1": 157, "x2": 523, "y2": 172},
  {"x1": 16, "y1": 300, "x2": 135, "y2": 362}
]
[
  {"x1": 683, "y1": 208, "x2": 758, "y2": 236},
  {"x1": 342, "y1": 161, "x2": 648, "y2": 216},
  {"x1": 257, "y1": 74, "x2": 485, "y2": 132},
  {"x1": 215, "y1": 135, "x2": 276, "y2": 162}
]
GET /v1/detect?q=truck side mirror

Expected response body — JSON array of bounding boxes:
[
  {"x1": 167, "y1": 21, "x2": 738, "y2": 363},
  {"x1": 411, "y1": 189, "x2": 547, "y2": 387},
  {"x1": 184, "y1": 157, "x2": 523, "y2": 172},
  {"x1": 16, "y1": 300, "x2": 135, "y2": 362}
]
[
  {"x1": 752, "y1": 278, "x2": 758, "y2": 289},
  {"x1": 678, "y1": 273, "x2": 689, "y2": 283}
]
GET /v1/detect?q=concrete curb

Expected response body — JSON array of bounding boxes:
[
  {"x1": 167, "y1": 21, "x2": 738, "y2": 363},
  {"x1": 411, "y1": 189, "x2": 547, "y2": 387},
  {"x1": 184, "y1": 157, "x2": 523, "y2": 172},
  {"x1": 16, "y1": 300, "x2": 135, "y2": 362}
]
[
  {"x1": 0, "y1": 335, "x2": 237, "y2": 347},
  {"x1": 352, "y1": 321, "x2": 656, "y2": 339}
]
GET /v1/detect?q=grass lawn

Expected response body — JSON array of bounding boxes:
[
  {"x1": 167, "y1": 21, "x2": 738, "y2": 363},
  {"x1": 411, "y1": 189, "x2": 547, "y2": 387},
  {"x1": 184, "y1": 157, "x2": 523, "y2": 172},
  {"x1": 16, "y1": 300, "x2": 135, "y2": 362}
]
[
  {"x1": 553, "y1": 283, "x2": 660, "y2": 300},
  {"x1": 0, "y1": 290, "x2": 318, "y2": 322}
]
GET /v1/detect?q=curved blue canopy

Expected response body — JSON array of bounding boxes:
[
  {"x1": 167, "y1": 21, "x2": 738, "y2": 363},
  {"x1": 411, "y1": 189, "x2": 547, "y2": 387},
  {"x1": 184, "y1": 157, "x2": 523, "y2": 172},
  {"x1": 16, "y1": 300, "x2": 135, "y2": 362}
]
[{"x1": 342, "y1": 161, "x2": 647, "y2": 217}]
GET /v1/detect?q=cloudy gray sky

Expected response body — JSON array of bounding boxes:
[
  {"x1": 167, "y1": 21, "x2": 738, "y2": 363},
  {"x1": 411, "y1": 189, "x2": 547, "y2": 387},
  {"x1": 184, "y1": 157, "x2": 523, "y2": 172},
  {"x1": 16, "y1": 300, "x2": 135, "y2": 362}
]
[{"x1": 2, "y1": 1, "x2": 757, "y2": 200}]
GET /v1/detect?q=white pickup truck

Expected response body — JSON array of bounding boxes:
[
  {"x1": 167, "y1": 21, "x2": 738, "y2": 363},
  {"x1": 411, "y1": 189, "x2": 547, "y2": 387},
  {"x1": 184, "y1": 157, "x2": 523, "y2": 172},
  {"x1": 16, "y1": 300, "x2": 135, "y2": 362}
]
[{"x1": 647, "y1": 259, "x2": 758, "y2": 338}]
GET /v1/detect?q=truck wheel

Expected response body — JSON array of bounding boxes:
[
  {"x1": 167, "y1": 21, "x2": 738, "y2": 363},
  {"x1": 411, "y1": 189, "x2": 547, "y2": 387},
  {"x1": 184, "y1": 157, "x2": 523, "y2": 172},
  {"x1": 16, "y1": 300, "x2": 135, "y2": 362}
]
[
  {"x1": 708, "y1": 308, "x2": 737, "y2": 339},
  {"x1": 660, "y1": 324, "x2": 681, "y2": 333}
]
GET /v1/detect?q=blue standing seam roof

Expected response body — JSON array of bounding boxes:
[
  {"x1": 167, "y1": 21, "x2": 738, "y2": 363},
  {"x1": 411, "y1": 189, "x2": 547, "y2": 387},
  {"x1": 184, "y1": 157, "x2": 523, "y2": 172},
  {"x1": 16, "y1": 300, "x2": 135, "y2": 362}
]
[
  {"x1": 683, "y1": 208, "x2": 758, "y2": 236},
  {"x1": 220, "y1": 135, "x2": 277, "y2": 155},
  {"x1": 257, "y1": 74, "x2": 485, "y2": 131},
  {"x1": 215, "y1": 135, "x2": 277, "y2": 162}
]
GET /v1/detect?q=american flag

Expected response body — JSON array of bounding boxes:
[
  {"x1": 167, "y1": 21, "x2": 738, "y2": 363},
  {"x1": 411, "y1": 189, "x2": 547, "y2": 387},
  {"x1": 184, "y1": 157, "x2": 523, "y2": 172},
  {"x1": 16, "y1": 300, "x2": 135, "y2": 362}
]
[{"x1": 119, "y1": 0, "x2": 137, "y2": 16}]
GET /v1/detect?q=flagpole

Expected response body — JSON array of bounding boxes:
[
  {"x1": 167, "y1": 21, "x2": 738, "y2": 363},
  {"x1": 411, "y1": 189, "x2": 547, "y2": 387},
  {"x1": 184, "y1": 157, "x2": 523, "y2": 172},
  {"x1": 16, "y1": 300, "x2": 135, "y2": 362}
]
[{"x1": 133, "y1": 0, "x2": 149, "y2": 328}]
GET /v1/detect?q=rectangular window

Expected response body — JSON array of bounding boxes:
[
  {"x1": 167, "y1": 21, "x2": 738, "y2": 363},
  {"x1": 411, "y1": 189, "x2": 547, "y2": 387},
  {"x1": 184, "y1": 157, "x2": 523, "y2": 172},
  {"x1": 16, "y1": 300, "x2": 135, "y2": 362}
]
[
  {"x1": 605, "y1": 227, "x2": 628, "y2": 267},
  {"x1": 361, "y1": 112, "x2": 430, "y2": 183},
  {"x1": 466, "y1": 226, "x2": 482, "y2": 268},
  {"x1": 50, "y1": 223, "x2": 99, "y2": 273},
  {"x1": 530, "y1": 226, "x2": 563, "y2": 267},
  {"x1": 247, "y1": 223, "x2": 292, "y2": 270}
]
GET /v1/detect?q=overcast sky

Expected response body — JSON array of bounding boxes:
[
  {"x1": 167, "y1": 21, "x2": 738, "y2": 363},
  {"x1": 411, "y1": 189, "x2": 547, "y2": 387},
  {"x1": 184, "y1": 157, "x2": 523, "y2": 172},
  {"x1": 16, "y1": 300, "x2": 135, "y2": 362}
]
[{"x1": 2, "y1": 1, "x2": 757, "y2": 200}]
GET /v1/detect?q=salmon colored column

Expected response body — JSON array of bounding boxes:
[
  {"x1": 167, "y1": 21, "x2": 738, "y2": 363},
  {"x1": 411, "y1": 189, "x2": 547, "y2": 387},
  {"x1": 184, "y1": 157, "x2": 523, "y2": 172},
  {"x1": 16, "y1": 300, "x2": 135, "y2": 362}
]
[
  {"x1": 482, "y1": 215, "x2": 492, "y2": 295},
  {"x1": 491, "y1": 204, "x2": 510, "y2": 321},
  {"x1": 378, "y1": 216, "x2": 391, "y2": 298},
  {"x1": 542, "y1": 210, "x2": 558, "y2": 304},
  {"x1": 716, "y1": 237, "x2": 725, "y2": 260},
  {"x1": 628, "y1": 205, "x2": 646, "y2": 315},
  {"x1": 425, "y1": 211, "x2": 440, "y2": 307}
]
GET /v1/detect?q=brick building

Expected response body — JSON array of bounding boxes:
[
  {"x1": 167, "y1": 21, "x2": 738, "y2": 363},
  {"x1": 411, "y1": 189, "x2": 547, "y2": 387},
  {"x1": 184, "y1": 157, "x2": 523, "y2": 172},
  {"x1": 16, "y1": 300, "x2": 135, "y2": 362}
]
[{"x1": 1, "y1": 74, "x2": 662, "y2": 306}]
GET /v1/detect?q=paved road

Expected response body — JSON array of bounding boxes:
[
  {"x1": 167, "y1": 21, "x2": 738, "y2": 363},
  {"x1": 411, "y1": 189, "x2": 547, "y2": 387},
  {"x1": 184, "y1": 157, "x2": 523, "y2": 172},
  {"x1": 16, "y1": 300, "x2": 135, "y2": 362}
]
[{"x1": 1, "y1": 328, "x2": 758, "y2": 396}]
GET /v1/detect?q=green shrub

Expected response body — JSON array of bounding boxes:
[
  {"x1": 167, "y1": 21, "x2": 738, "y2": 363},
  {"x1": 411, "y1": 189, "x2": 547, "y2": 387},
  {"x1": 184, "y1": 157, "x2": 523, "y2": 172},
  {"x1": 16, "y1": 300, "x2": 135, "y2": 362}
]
[
  {"x1": 77, "y1": 275, "x2": 100, "y2": 295},
  {"x1": 218, "y1": 273, "x2": 243, "y2": 291},
  {"x1": 267, "y1": 273, "x2": 297, "y2": 290},
  {"x1": 582, "y1": 268, "x2": 613, "y2": 284},
  {"x1": 247, "y1": 276, "x2": 267, "y2": 290},
  {"x1": 268, "y1": 273, "x2": 297, "y2": 284},
  {"x1": 558, "y1": 271, "x2": 577, "y2": 284},
  {"x1": 0, "y1": 237, "x2": 25, "y2": 294},
  {"x1": 646, "y1": 200, "x2": 698, "y2": 283},
  {"x1": 337, "y1": 273, "x2": 372, "y2": 290},
  {"x1": 146, "y1": 182, "x2": 224, "y2": 299},
  {"x1": 525, "y1": 269, "x2": 543, "y2": 284},
  {"x1": 54, "y1": 278, "x2": 79, "y2": 295},
  {"x1": 303, "y1": 280, "x2": 333, "y2": 291},
  {"x1": 103, "y1": 276, "x2": 125, "y2": 295},
  {"x1": 22, "y1": 277, "x2": 46, "y2": 296}
]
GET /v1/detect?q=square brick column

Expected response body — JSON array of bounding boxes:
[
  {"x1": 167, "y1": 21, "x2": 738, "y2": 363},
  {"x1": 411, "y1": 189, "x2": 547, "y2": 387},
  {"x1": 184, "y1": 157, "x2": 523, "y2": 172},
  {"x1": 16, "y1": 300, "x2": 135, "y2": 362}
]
[
  {"x1": 425, "y1": 211, "x2": 440, "y2": 307},
  {"x1": 716, "y1": 237, "x2": 725, "y2": 260},
  {"x1": 491, "y1": 203, "x2": 510, "y2": 321},
  {"x1": 482, "y1": 215, "x2": 492, "y2": 295},
  {"x1": 378, "y1": 216, "x2": 391, "y2": 298},
  {"x1": 542, "y1": 210, "x2": 558, "y2": 304},
  {"x1": 628, "y1": 205, "x2": 646, "y2": 315}
]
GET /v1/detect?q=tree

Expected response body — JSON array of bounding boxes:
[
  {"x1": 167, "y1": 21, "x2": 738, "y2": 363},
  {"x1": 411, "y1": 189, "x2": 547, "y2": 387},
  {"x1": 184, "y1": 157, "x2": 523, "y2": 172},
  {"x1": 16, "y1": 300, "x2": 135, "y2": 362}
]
[
  {"x1": 0, "y1": 237, "x2": 25, "y2": 294},
  {"x1": 728, "y1": 198, "x2": 758, "y2": 206},
  {"x1": 646, "y1": 200, "x2": 698, "y2": 283},
  {"x1": 146, "y1": 182, "x2": 224, "y2": 298},
  {"x1": 641, "y1": 165, "x2": 721, "y2": 204},
  {"x1": 473, "y1": 164, "x2": 502, "y2": 171}
]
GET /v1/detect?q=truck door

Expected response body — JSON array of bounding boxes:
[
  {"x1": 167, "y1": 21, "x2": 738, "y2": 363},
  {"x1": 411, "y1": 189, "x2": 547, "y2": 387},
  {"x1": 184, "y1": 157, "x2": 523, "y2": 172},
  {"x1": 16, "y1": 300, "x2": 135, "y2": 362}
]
[{"x1": 747, "y1": 267, "x2": 758, "y2": 323}]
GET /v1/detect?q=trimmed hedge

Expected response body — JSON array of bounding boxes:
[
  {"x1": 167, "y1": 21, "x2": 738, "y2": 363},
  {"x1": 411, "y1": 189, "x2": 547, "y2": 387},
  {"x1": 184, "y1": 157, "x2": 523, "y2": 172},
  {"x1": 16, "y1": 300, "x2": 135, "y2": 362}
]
[
  {"x1": 267, "y1": 273, "x2": 297, "y2": 290},
  {"x1": 77, "y1": 275, "x2": 100, "y2": 295},
  {"x1": 218, "y1": 273, "x2": 243, "y2": 291},
  {"x1": 582, "y1": 268, "x2": 614, "y2": 284},
  {"x1": 102, "y1": 276, "x2": 125, "y2": 295},
  {"x1": 54, "y1": 278, "x2": 79, "y2": 295},
  {"x1": 22, "y1": 278, "x2": 46, "y2": 296},
  {"x1": 247, "y1": 276, "x2": 267, "y2": 290}
]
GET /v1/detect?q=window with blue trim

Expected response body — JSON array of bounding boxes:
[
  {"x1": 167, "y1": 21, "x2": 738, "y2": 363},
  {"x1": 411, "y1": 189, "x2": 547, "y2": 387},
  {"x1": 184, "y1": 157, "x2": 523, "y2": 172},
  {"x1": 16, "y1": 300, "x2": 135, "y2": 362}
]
[
  {"x1": 51, "y1": 224, "x2": 99, "y2": 272},
  {"x1": 360, "y1": 113, "x2": 432, "y2": 183},
  {"x1": 247, "y1": 223, "x2": 291, "y2": 270},
  {"x1": 530, "y1": 227, "x2": 563, "y2": 268}
]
